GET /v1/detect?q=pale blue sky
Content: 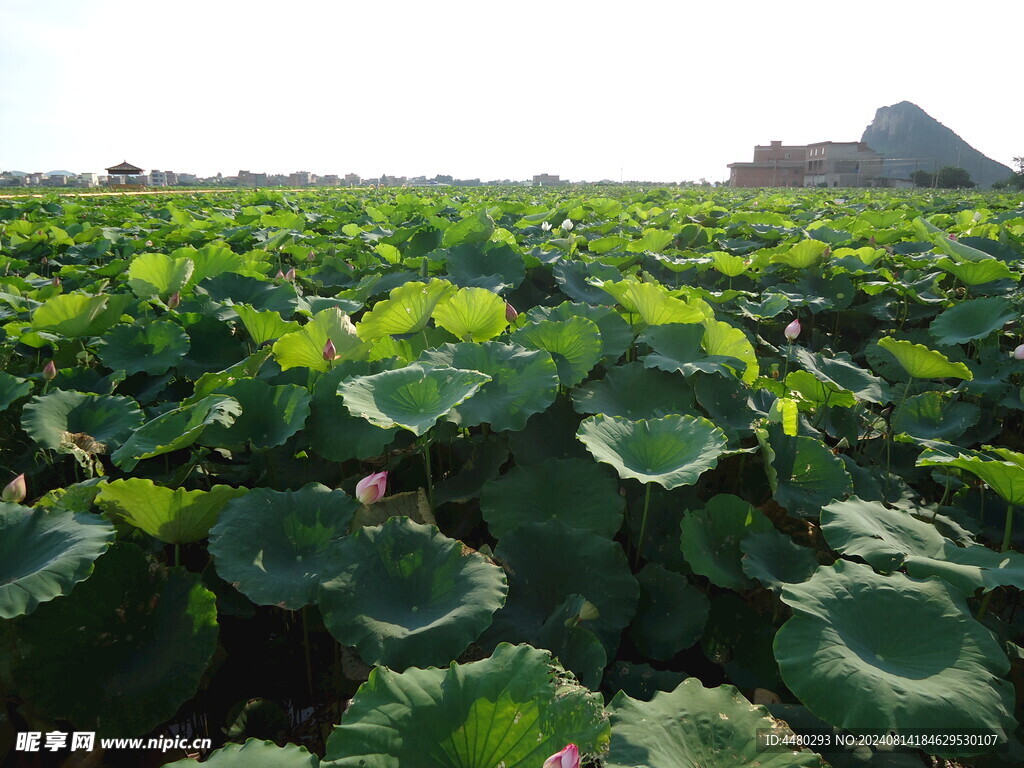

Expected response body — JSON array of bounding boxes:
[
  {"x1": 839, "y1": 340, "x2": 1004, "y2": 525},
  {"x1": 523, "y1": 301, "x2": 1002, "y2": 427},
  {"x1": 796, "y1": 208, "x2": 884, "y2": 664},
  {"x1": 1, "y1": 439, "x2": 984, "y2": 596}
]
[{"x1": 1, "y1": 0, "x2": 1019, "y2": 182}]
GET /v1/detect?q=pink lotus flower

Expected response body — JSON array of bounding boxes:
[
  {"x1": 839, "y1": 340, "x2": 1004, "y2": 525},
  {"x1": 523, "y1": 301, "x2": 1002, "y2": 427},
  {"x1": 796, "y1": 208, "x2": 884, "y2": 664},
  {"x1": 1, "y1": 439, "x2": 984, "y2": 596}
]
[
  {"x1": 284, "y1": 267, "x2": 296, "y2": 282},
  {"x1": 2, "y1": 474, "x2": 26, "y2": 503},
  {"x1": 543, "y1": 744, "x2": 579, "y2": 768},
  {"x1": 505, "y1": 302, "x2": 519, "y2": 323},
  {"x1": 355, "y1": 471, "x2": 388, "y2": 504},
  {"x1": 42, "y1": 360, "x2": 57, "y2": 381},
  {"x1": 1014, "y1": 344, "x2": 1024, "y2": 360},
  {"x1": 784, "y1": 318, "x2": 801, "y2": 341},
  {"x1": 276, "y1": 269, "x2": 285, "y2": 279},
  {"x1": 167, "y1": 291, "x2": 181, "y2": 309},
  {"x1": 323, "y1": 338, "x2": 337, "y2": 362}
]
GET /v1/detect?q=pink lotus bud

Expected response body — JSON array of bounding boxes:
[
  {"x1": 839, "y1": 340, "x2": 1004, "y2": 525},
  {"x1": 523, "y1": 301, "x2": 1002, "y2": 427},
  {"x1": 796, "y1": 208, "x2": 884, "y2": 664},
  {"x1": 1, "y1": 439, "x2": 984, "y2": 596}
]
[
  {"x1": 2, "y1": 474, "x2": 26, "y2": 503},
  {"x1": 543, "y1": 744, "x2": 579, "y2": 768},
  {"x1": 307, "y1": 250, "x2": 316, "y2": 262},
  {"x1": 784, "y1": 318, "x2": 801, "y2": 341},
  {"x1": 42, "y1": 360, "x2": 57, "y2": 380},
  {"x1": 1014, "y1": 344, "x2": 1024, "y2": 360},
  {"x1": 505, "y1": 302, "x2": 518, "y2": 323},
  {"x1": 869, "y1": 235, "x2": 877, "y2": 247},
  {"x1": 323, "y1": 338, "x2": 337, "y2": 361},
  {"x1": 167, "y1": 291, "x2": 180, "y2": 309},
  {"x1": 51, "y1": 276, "x2": 61, "y2": 288},
  {"x1": 355, "y1": 471, "x2": 388, "y2": 504},
  {"x1": 284, "y1": 267, "x2": 296, "y2": 282},
  {"x1": 948, "y1": 234, "x2": 958, "y2": 241},
  {"x1": 276, "y1": 269, "x2": 285, "y2": 279}
]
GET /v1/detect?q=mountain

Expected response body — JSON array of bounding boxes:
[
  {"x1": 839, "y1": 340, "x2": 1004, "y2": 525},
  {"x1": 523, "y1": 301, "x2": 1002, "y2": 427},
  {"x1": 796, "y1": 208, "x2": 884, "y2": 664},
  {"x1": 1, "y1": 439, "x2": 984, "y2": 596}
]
[{"x1": 861, "y1": 102, "x2": 1012, "y2": 188}]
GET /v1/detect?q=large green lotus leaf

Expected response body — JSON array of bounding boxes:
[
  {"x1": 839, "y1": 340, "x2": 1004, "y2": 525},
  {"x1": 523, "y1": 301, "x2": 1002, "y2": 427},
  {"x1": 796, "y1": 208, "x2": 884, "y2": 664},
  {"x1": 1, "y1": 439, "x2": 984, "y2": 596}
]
[
  {"x1": 740, "y1": 529, "x2": 819, "y2": 594},
  {"x1": 8, "y1": 544, "x2": 218, "y2": 737},
  {"x1": 208, "y1": 483, "x2": 359, "y2": 609},
  {"x1": 577, "y1": 414, "x2": 727, "y2": 489},
  {"x1": 487, "y1": 520, "x2": 638, "y2": 654},
  {"x1": 185, "y1": 243, "x2": 246, "y2": 286},
  {"x1": 629, "y1": 564, "x2": 709, "y2": 661},
  {"x1": 446, "y1": 242, "x2": 526, "y2": 292},
  {"x1": 199, "y1": 379, "x2": 311, "y2": 450},
  {"x1": 936, "y1": 257, "x2": 1016, "y2": 286},
  {"x1": 319, "y1": 517, "x2": 507, "y2": 670},
  {"x1": 532, "y1": 593, "x2": 608, "y2": 689},
  {"x1": 127, "y1": 252, "x2": 195, "y2": 298},
  {"x1": 0, "y1": 503, "x2": 115, "y2": 618},
  {"x1": 771, "y1": 239, "x2": 829, "y2": 269},
  {"x1": 273, "y1": 307, "x2": 368, "y2": 372},
  {"x1": 306, "y1": 359, "x2": 400, "y2": 461},
  {"x1": 821, "y1": 497, "x2": 1024, "y2": 594},
  {"x1": 511, "y1": 316, "x2": 603, "y2": 388},
  {"x1": 775, "y1": 561, "x2": 1016, "y2": 747},
  {"x1": 598, "y1": 279, "x2": 704, "y2": 327},
  {"x1": 165, "y1": 739, "x2": 319, "y2": 767},
  {"x1": 233, "y1": 304, "x2": 301, "y2": 345},
  {"x1": 757, "y1": 425, "x2": 852, "y2": 516},
  {"x1": 431, "y1": 286, "x2": 508, "y2": 341},
  {"x1": 606, "y1": 679, "x2": 824, "y2": 768},
  {"x1": 339, "y1": 363, "x2": 490, "y2": 437},
  {"x1": 31, "y1": 292, "x2": 132, "y2": 338},
  {"x1": 639, "y1": 323, "x2": 745, "y2": 379},
  {"x1": 572, "y1": 362, "x2": 696, "y2": 420},
  {"x1": 703, "y1": 318, "x2": 759, "y2": 384},
  {"x1": 792, "y1": 348, "x2": 889, "y2": 404},
  {"x1": 917, "y1": 445, "x2": 1024, "y2": 506},
  {"x1": 479, "y1": 457, "x2": 624, "y2": 539},
  {"x1": 0, "y1": 372, "x2": 32, "y2": 413},
  {"x1": 96, "y1": 479, "x2": 247, "y2": 544},
  {"x1": 891, "y1": 391, "x2": 979, "y2": 441},
  {"x1": 680, "y1": 494, "x2": 773, "y2": 591},
  {"x1": 710, "y1": 250, "x2": 749, "y2": 277},
  {"x1": 785, "y1": 370, "x2": 856, "y2": 407},
  {"x1": 526, "y1": 301, "x2": 633, "y2": 363},
  {"x1": 97, "y1": 319, "x2": 191, "y2": 375},
  {"x1": 22, "y1": 390, "x2": 143, "y2": 452},
  {"x1": 876, "y1": 336, "x2": 972, "y2": 380},
  {"x1": 419, "y1": 341, "x2": 558, "y2": 432},
  {"x1": 111, "y1": 395, "x2": 242, "y2": 471},
  {"x1": 929, "y1": 297, "x2": 1015, "y2": 346},
  {"x1": 356, "y1": 278, "x2": 457, "y2": 341},
  {"x1": 552, "y1": 259, "x2": 623, "y2": 304},
  {"x1": 202, "y1": 273, "x2": 299, "y2": 315},
  {"x1": 441, "y1": 208, "x2": 495, "y2": 247},
  {"x1": 322, "y1": 643, "x2": 609, "y2": 767},
  {"x1": 626, "y1": 227, "x2": 675, "y2": 253}
]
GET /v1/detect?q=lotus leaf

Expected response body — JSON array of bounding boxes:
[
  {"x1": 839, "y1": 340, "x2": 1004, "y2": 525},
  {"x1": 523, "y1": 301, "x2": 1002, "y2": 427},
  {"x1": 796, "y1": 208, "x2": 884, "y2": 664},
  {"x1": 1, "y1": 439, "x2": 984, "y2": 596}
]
[
  {"x1": 209, "y1": 483, "x2": 359, "y2": 609},
  {"x1": 322, "y1": 643, "x2": 609, "y2": 767},
  {"x1": 319, "y1": 517, "x2": 507, "y2": 670}
]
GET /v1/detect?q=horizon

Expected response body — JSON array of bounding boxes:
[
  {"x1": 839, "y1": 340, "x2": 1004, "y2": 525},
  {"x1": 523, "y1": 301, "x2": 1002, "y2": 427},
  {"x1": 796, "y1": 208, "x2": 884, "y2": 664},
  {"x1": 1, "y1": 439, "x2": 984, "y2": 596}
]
[{"x1": 2, "y1": 1, "x2": 1019, "y2": 183}]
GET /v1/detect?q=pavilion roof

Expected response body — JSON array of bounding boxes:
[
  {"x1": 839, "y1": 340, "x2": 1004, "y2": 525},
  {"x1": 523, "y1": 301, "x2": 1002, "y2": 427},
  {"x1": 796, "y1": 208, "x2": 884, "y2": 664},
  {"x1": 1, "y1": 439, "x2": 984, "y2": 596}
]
[{"x1": 105, "y1": 161, "x2": 143, "y2": 174}]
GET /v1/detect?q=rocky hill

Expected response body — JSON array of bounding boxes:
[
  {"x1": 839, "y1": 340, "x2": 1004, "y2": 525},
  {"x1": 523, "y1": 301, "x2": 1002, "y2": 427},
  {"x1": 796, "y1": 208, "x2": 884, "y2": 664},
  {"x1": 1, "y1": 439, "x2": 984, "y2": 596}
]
[{"x1": 861, "y1": 102, "x2": 1012, "y2": 188}]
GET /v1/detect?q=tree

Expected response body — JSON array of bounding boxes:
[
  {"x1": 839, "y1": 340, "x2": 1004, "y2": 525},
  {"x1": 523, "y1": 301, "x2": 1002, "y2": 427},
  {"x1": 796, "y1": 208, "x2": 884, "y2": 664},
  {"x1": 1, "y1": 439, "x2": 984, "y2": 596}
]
[
  {"x1": 911, "y1": 170, "x2": 934, "y2": 188},
  {"x1": 934, "y1": 166, "x2": 975, "y2": 189}
]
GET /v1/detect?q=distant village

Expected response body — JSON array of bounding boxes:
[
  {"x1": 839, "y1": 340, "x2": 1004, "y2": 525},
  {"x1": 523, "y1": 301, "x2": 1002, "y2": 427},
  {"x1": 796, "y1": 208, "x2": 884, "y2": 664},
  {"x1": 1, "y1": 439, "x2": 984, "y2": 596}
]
[{"x1": 0, "y1": 164, "x2": 708, "y2": 190}]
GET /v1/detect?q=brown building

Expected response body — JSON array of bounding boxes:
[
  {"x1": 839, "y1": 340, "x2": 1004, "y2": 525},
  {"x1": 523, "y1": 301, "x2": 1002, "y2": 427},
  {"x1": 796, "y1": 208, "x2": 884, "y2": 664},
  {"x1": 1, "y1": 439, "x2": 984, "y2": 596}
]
[
  {"x1": 728, "y1": 140, "x2": 882, "y2": 188},
  {"x1": 728, "y1": 141, "x2": 807, "y2": 187}
]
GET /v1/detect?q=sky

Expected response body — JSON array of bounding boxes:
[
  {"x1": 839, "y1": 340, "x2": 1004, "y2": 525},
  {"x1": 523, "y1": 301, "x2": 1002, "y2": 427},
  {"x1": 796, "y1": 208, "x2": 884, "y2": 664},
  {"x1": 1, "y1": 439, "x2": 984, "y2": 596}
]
[{"x1": 1, "y1": 0, "x2": 1020, "y2": 183}]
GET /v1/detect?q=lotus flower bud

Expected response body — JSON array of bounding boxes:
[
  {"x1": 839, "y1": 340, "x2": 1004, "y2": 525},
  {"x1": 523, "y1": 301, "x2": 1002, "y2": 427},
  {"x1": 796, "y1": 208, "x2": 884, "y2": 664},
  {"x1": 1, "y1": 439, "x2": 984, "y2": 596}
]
[
  {"x1": 284, "y1": 267, "x2": 296, "y2": 282},
  {"x1": 42, "y1": 360, "x2": 57, "y2": 380},
  {"x1": 51, "y1": 276, "x2": 61, "y2": 288},
  {"x1": 2, "y1": 474, "x2": 26, "y2": 503},
  {"x1": 561, "y1": 218, "x2": 574, "y2": 231},
  {"x1": 543, "y1": 744, "x2": 579, "y2": 768},
  {"x1": 1014, "y1": 344, "x2": 1024, "y2": 360},
  {"x1": 167, "y1": 291, "x2": 180, "y2": 309},
  {"x1": 784, "y1": 318, "x2": 801, "y2": 341},
  {"x1": 541, "y1": 221, "x2": 552, "y2": 232},
  {"x1": 948, "y1": 234, "x2": 958, "y2": 241},
  {"x1": 276, "y1": 269, "x2": 285, "y2": 279},
  {"x1": 355, "y1": 471, "x2": 388, "y2": 505},
  {"x1": 323, "y1": 338, "x2": 337, "y2": 362},
  {"x1": 307, "y1": 250, "x2": 316, "y2": 262},
  {"x1": 869, "y1": 235, "x2": 877, "y2": 247},
  {"x1": 505, "y1": 302, "x2": 518, "y2": 323}
]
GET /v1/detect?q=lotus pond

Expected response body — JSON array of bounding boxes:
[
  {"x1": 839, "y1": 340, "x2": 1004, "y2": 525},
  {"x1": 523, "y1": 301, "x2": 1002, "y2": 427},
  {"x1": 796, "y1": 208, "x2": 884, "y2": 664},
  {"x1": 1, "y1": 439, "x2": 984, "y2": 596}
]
[{"x1": 1, "y1": 186, "x2": 1024, "y2": 767}]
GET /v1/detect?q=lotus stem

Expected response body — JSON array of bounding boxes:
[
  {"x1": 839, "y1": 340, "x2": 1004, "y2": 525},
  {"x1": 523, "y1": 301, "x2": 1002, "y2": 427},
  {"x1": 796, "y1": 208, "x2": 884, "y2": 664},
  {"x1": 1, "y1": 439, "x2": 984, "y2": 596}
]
[
  {"x1": 634, "y1": 483, "x2": 652, "y2": 568},
  {"x1": 301, "y1": 605, "x2": 314, "y2": 699},
  {"x1": 174, "y1": 544, "x2": 181, "y2": 568},
  {"x1": 976, "y1": 505, "x2": 1014, "y2": 621},
  {"x1": 422, "y1": 436, "x2": 435, "y2": 510}
]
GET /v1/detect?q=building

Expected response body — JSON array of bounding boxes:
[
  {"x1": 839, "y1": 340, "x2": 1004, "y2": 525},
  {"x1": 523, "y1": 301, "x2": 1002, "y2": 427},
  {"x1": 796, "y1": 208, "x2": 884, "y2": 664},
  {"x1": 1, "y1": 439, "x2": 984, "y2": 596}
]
[
  {"x1": 149, "y1": 170, "x2": 168, "y2": 187},
  {"x1": 803, "y1": 142, "x2": 882, "y2": 187},
  {"x1": 728, "y1": 140, "x2": 883, "y2": 187},
  {"x1": 289, "y1": 171, "x2": 314, "y2": 186},
  {"x1": 727, "y1": 141, "x2": 807, "y2": 187},
  {"x1": 344, "y1": 173, "x2": 361, "y2": 186},
  {"x1": 533, "y1": 173, "x2": 563, "y2": 186}
]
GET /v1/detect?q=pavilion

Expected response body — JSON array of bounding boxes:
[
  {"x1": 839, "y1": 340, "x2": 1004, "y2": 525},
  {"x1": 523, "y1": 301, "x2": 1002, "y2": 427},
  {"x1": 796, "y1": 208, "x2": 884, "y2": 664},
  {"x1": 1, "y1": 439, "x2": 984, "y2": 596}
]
[{"x1": 105, "y1": 161, "x2": 143, "y2": 185}]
